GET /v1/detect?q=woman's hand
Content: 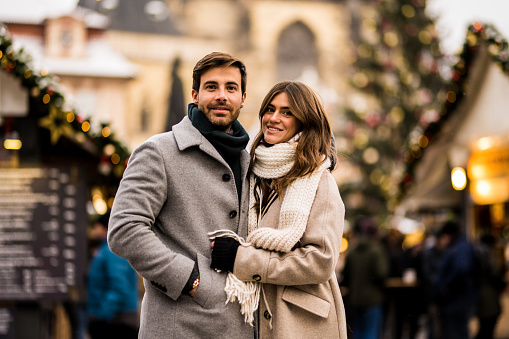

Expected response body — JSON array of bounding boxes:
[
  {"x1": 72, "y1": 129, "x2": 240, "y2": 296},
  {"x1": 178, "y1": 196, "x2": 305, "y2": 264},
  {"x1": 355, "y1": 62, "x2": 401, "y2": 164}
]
[{"x1": 210, "y1": 237, "x2": 240, "y2": 272}]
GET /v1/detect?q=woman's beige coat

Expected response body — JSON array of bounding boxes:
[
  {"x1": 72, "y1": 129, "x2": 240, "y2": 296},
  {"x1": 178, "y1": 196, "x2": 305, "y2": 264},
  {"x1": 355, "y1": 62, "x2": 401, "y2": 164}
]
[{"x1": 234, "y1": 171, "x2": 348, "y2": 339}]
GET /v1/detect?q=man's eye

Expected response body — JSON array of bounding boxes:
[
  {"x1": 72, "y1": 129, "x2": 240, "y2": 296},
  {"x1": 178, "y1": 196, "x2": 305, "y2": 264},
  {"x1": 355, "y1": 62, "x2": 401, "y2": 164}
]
[
  {"x1": 227, "y1": 86, "x2": 237, "y2": 91},
  {"x1": 205, "y1": 85, "x2": 216, "y2": 90}
]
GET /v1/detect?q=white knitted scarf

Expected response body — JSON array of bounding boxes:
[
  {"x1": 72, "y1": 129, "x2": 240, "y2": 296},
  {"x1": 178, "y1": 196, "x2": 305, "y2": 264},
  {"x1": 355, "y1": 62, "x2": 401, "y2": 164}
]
[{"x1": 209, "y1": 136, "x2": 330, "y2": 325}]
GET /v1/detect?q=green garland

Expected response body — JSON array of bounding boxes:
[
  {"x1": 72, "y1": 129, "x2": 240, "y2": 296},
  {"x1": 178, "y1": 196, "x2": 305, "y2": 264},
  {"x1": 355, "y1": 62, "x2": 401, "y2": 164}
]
[
  {"x1": 0, "y1": 24, "x2": 130, "y2": 180},
  {"x1": 398, "y1": 22, "x2": 509, "y2": 198}
]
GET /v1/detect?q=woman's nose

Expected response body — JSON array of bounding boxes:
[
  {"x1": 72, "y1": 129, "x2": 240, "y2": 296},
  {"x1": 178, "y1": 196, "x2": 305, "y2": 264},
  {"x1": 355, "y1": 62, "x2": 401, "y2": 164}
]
[{"x1": 269, "y1": 112, "x2": 281, "y2": 122}]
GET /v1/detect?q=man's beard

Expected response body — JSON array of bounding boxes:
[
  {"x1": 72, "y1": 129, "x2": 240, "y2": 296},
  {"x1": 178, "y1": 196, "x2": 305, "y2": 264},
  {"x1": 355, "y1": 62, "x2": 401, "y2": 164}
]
[{"x1": 203, "y1": 104, "x2": 241, "y2": 132}]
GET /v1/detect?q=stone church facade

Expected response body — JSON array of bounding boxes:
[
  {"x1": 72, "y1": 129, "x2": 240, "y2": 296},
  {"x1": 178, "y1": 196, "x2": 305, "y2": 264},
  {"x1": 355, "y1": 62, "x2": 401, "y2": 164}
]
[{"x1": 80, "y1": 0, "x2": 354, "y2": 148}]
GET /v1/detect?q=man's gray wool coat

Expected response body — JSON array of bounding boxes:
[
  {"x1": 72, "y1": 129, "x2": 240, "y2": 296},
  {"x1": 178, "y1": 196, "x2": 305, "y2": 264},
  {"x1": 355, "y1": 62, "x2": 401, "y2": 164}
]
[{"x1": 108, "y1": 117, "x2": 255, "y2": 338}]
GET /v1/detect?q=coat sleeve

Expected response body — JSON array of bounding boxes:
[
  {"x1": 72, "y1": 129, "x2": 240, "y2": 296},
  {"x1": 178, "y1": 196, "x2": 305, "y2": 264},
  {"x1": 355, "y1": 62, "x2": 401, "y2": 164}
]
[
  {"x1": 233, "y1": 172, "x2": 345, "y2": 286},
  {"x1": 107, "y1": 138, "x2": 195, "y2": 301}
]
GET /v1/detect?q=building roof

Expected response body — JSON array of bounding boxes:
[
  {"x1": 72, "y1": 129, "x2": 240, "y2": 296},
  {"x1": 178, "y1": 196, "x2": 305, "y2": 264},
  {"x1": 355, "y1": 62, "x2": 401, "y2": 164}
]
[
  {"x1": 0, "y1": 0, "x2": 109, "y2": 29},
  {"x1": 1, "y1": 0, "x2": 137, "y2": 79},
  {"x1": 11, "y1": 35, "x2": 137, "y2": 78},
  {"x1": 77, "y1": 0, "x2": 180, "y2": 35}
]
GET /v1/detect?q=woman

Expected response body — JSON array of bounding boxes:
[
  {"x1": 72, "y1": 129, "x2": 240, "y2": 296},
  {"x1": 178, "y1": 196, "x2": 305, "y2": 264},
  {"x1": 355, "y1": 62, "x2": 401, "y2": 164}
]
[{"x1": 210, "y1": 81, "x2": 347, "y2": 338}]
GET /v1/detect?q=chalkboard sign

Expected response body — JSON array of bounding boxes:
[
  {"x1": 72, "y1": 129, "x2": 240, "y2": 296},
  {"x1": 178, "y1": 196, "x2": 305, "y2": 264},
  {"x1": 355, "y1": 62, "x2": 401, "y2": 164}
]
[{"x1": 0, "y1": 167, "x2": 87, "y2": 301}]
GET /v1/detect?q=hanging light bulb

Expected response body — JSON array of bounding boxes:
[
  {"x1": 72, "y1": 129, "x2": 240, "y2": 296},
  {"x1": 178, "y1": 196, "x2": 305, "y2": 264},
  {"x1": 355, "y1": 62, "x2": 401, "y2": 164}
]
[{"x1": 451, "y1": 167, "x2": 467, "y2": 190}]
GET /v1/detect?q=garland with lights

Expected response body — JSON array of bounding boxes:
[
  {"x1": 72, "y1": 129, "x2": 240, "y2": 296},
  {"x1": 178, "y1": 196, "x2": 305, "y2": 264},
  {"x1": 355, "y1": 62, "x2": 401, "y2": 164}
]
[
  {"x1": 0, "y1": 24, "x2": 130, "y2": 206},
  {"x1": 398, "y1": 22, "x2": 509, "y2": 197}
]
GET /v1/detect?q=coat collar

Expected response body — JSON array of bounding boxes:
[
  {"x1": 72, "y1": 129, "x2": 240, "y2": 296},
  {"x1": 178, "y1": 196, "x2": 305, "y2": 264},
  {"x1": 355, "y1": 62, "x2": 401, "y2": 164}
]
[
  {"x1": 172, "y1": 116, "x2": 250, "y2": 173},
  {"x1": 172, "y1": 116, "x2": 206, "y2": 151}
]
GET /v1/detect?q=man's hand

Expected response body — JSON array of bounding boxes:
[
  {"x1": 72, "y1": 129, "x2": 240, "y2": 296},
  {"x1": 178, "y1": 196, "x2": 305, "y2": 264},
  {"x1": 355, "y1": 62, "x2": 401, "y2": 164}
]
[{"x1": 189, "y1": 285, "x2": 198, "y2": 297}]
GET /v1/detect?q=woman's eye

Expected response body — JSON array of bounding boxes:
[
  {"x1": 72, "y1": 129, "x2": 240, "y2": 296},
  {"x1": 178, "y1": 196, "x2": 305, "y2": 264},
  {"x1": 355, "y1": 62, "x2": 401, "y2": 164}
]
[{"x1": 281, "y1": 111, "x2": 293, "y2": 117}]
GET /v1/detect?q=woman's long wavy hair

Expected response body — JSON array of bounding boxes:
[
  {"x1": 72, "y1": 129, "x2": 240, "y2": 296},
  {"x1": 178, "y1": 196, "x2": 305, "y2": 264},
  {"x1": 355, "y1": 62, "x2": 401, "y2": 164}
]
[{"x1": 249, "y1": 81, "x2": 336, "y2": 195}]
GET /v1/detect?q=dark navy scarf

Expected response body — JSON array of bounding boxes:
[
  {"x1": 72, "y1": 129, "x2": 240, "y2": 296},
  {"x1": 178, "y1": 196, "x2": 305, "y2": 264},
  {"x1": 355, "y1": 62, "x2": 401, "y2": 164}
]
[{"x1": 188, "y1": 103, "x2": 249, "y2": 202}]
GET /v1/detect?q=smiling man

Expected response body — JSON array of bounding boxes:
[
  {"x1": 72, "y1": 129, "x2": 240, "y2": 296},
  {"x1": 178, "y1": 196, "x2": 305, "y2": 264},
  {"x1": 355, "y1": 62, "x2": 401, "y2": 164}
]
[
  {"x1": 192, "y1": 66, "x2": 246, "y2": 131},
  {"x1": 107, "y1": 52, "x2": 255, "y2": 338}
]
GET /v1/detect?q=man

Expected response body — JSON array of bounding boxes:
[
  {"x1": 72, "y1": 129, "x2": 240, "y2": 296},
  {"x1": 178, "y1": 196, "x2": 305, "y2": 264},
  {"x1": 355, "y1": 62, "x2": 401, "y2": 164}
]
[
  {"x1": 87, "y1": 211, "x2": 139, "y2": 339},
  {"x1": 107, "y1": 52, "x2": 254, "y2": 338}
]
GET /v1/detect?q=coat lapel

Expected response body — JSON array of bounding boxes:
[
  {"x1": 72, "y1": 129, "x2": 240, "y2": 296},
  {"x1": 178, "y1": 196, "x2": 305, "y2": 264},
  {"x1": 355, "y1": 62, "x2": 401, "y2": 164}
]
[{"x1": 173, "y1": 117, "x2": 226, "y2": 164}]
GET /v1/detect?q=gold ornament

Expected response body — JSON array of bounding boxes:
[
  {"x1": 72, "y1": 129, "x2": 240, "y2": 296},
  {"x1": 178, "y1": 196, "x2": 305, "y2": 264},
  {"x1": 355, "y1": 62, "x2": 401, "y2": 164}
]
[{"x1": 39, "y1": 104, "x2": 74, "y2": 144}]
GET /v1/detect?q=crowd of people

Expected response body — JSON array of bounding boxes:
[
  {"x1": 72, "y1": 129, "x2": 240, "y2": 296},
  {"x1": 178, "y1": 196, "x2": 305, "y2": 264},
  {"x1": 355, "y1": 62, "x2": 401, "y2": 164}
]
[{"x1": 339, "y1": 217, "x2": 507, "y2": 339}]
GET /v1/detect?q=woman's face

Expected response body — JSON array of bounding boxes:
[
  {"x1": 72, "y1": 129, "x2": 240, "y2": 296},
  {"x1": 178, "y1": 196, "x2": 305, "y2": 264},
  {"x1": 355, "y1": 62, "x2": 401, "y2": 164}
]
[{"x1": 262, "y1": 92, "x2": 302, "y2": 144}]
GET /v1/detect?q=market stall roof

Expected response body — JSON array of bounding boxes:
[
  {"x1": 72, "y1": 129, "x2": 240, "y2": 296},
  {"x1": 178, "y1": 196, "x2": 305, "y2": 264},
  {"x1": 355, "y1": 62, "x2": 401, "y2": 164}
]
[
  {"x1": 0, "y1": 27, "x2": 130, "y2": 184},
  {"x1": 397, "y1": 23, "x2": 509, "y2": 215}
]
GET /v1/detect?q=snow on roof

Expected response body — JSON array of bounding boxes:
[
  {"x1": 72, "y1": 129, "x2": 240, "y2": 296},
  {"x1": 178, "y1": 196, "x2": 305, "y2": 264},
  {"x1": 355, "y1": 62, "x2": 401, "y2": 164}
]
[
  {"x1": 12, "y1": 35, "x2": 137, "y2": 78},
  {"x1": 0, "y1": 0, "x2": 108, "y2": 29},
  {"x1": 0, "y1": 0, "x2": 78, "y2": 24}
]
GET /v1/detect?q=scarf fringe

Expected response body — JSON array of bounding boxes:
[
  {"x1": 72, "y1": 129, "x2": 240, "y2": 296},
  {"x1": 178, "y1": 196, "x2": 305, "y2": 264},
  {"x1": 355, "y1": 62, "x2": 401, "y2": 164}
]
[
  {"x1": 225, "y1": 273, "x2": 261, "y2": 326},
  {"x1": 208, "y1": 230, "x2": 261, "y2": 326}
]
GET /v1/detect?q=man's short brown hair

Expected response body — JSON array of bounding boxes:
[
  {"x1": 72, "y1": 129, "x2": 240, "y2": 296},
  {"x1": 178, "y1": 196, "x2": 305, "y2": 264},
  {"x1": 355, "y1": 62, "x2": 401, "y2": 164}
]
[{"x1": 192, "y1": 52, "x2": 247, "y2": 95}]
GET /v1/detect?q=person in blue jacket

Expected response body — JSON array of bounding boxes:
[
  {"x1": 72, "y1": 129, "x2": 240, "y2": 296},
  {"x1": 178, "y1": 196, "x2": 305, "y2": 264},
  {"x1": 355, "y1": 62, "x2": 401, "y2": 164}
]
[
  {"x1": 87, "y1": 211, "x2": 139, "y2": 339},
  {"x1": 433, "y1": 220, "x2": 478, "y2": 339}
]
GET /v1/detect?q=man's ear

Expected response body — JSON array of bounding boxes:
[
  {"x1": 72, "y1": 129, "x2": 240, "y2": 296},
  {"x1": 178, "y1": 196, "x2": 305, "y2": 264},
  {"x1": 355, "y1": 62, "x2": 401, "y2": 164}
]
[
  {"x1": 240, "y1": 92, "x2": 246, "y2": 108},
  {"x1": 191, "y1": 89, "x2": 198, "y2": 104}
]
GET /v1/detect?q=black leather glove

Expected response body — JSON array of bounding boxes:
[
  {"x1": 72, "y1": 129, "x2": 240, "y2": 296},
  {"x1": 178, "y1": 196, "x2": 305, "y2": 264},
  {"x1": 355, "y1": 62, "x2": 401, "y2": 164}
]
[{"x1": 211, "y1": 237, "x2": 240, "y2": 272}]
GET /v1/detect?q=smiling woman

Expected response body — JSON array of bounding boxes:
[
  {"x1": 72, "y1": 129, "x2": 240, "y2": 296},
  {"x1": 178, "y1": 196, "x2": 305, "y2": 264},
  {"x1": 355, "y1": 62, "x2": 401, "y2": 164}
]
[
  {"x1": 210, "y1": 80, "x2": 347, "y2": 338},
  {"x1": 261, "y1": 92, "x2": 302, "y2": 145}
]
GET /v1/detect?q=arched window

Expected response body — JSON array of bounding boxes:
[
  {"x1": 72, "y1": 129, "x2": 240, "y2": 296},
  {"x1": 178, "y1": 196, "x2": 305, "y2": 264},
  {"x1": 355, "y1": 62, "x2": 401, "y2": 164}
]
[{"x1": 277, "y1": 21, "x2": 318, "y2": 81}]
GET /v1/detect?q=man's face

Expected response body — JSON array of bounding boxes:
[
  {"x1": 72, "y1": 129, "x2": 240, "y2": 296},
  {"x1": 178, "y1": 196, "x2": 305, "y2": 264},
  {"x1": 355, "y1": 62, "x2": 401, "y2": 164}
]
[{"x1": 191, "y1": 66, "x2": 246, "y2": 132}]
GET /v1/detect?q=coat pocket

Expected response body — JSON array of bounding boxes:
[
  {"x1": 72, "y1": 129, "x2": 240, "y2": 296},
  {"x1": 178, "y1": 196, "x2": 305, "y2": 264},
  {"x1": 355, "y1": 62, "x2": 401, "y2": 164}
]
[
  {"x1": 282, "y1": 286, "x2": 330, "y2": 318},
  {"x1": 192, "y1": 253, "x2": 227, "y2": 310}
]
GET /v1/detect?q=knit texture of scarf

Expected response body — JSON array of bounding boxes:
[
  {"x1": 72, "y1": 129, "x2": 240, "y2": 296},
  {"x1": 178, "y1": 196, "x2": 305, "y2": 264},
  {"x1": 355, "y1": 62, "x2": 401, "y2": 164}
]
[
  {"x1": 209, "y1": 137, "x2": 330, "y2": 325},
  {"x1": 188, "y1": 103, "x2": 249, "y2": 201}
]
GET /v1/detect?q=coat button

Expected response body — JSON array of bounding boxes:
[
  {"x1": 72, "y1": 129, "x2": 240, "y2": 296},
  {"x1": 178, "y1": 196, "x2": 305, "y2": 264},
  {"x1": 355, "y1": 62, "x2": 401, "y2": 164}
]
[
  {"x1": 253, "y1": 275, "x2": 261, "y2": 281},
  {"x1": 229, "y1": 210, "x2": 237, "y2": 218},
  {"x1": 222, "y1": 174, "x2": 231, "y2": 182},
  {"x1": 264, "y1": 310, "x2": 271, "y2": 319}
]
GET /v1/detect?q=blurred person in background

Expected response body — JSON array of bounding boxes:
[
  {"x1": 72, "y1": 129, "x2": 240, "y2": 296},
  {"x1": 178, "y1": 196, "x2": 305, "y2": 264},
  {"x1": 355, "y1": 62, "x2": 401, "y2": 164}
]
[
  {"x1": 209, "y1": 80, "x2": 347, "y2": 338},
  {"x1": 340, "y1": 216, "x2": 389, "y2": 339},
  {"x1": 107, "y1": 52, "x2": 255, "y2": 338},
  {"x1": 381, "y1": 229, "x2": 426, "y2": 339},
  {"x1": 474, "y1": 234, "x2": 506, "y2": 339},
  {"x1": 87, "y1": 211, "x2": 139, "y2": 339},
  {"x1": 419, "y1": 228, "x2": 449, "y2": 339},
  {"x1": 433, "y1": 220, "x2": 478, "y2": 339}
]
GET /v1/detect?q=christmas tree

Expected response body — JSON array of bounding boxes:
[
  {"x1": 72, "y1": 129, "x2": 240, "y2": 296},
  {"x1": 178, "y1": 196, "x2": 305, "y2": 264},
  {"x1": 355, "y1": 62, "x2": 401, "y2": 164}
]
[{"x1": 338, "y1": 0, "x2": 446, "y2": 219}]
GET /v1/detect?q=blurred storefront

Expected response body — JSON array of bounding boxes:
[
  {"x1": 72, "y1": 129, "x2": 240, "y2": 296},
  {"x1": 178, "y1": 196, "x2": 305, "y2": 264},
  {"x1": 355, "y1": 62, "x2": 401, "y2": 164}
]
[
  {"x1": 0, "y1": 21, "x2": 131, "y2": 338},
  {"x1": 397, "y1": 23, "x2": 509, "y2": 239},
  {"x1": 396, "y1": 23, "x2": 509, "y2": 336}
]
